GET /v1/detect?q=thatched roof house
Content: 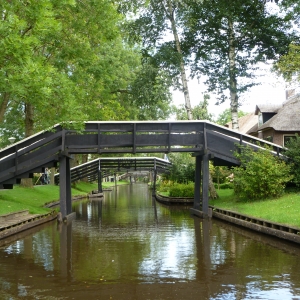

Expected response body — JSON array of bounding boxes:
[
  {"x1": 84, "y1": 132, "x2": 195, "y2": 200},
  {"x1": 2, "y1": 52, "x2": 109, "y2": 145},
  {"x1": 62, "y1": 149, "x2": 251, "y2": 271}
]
[
  {"x1": 248, "y1": 93, "x2": 300, "y2": 146},
  {"x1": 225, "y1": 112, "x2": 258, "y2": 134}
]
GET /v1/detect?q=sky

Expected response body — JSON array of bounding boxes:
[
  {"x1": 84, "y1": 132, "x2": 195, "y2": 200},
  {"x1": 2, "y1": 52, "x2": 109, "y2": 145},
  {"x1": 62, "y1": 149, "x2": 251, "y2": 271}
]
[{"x1": 171, "y1": 64, "x2": 288, "y2": 120}]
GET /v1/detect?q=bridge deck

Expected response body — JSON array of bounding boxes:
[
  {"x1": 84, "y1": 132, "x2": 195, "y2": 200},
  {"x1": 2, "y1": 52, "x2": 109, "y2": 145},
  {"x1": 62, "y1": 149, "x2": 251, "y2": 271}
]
[{"x1": 0, "y1": 120, "x2": 284, "y2": 189}]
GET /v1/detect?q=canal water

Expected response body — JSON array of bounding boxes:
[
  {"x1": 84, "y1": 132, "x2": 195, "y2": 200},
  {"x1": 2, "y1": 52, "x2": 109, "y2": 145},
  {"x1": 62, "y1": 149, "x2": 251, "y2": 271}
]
[{"x1": 0, "y1": 183, "x2": 300, "y2": 300}]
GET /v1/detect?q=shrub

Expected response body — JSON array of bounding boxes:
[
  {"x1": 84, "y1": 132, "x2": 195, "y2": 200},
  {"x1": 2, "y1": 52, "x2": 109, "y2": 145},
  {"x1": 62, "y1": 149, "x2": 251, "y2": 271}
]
[
  {"x1": 233, "y1": 145, "x2": 293, "y2": 200},
  {"x1": 284, "y1": 134, "x2": 300, "y2": 187},
  {"x1": 169, "y1": 182, "x2": 194, "y2": 197},
  {"x1": 215, "y1": 182, "x2": 234, "y2": 189}
]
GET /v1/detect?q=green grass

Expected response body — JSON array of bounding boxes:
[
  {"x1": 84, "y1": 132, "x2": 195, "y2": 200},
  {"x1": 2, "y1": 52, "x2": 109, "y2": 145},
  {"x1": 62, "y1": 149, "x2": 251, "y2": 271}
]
[
  {"x1": 0, "y1": 183, "x2": 93, "y2": 215},
  {"x1": 210, "y1": 189, "x2": 300, "y2": 228},
  {"x1": 0, "y1": 181, "x2": 128, "y2": 216}
]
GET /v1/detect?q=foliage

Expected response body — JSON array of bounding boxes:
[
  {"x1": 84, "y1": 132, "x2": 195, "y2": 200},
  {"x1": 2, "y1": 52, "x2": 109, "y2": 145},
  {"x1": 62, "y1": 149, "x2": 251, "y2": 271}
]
[
  {"x1": 284, "y1": 134, "x2": 300, "y2": 187},
  {"x1": 183, "y1": 0, "x2": 295, "y2": 103},
  {"x1": 232, "y1": 145, "x2": 293, "y2": 200},
  {"x1": 274, "y1": 43, "x2": 300, "y2": 82},
  {"x1": 210, "y1": 165, "x2": 232, "y2": 185},
  {"x1": 0, "y1": 0, "x2": 173, "y2": 148},
  {"x1": 169, "y1": 182, "x2": 194, "y2": 197},
  {"x1": 215, "y1": 108, "x2": 248, "y2": 126},
  {"x1": 172, "y1": 94, "x2": 213, "y2": 121},
  {"x1": 214, "y1": 182, "x2": 234, "y2": 190},
  {"x1": 164, "y1": 152, "x2": 195, "y2": 183}
]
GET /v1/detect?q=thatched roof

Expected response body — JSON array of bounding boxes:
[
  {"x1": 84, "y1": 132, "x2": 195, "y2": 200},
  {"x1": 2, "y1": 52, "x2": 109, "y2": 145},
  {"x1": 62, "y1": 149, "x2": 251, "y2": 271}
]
[
  {"x1": 258, "y1": 94, "x2": 300, "y2": 131},
  {"x1": 255, "y1": 104, "x2": 282, "y2": 115},
  {"x1": 225, "y1": 113, "x2": 258, "y2": 134}
]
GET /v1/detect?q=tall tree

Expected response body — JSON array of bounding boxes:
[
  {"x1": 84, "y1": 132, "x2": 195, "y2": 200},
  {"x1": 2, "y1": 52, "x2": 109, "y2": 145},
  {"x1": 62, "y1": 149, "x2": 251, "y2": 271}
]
[
  {"x1": 182, "y1": 0, "x2": 295, "y2": 130},
  {"x1": 0, "y1": 0, "x2": 173, "y2": 148},
  {"x1": 173, "y1": 94, "x2": 213, "y2": 121},
  {"x1": 215, "y1": 108, "x2": 248, "y2": 126},
  {"x1": 121, "y1": 0, "x2": 194, "y2": 120}
]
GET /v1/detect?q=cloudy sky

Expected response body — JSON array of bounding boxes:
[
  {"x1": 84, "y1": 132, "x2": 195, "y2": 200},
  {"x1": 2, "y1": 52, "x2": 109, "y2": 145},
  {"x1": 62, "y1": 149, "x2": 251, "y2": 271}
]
[{"x1": 171, "y1": 64, "x2": 288, "y2": 119}]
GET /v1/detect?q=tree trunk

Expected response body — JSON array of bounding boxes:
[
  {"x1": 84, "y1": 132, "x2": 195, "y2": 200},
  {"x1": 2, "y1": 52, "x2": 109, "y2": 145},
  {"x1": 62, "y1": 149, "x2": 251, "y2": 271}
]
[
  {"x1": 0, "y1": 92, "x2": 10, "y2": 123},
  {"x1": 228, "y1": 17, "x2": 239, "y2": 131},
  {"x1": 209, "y1": 173, "x2": 219, "y2": 199},
  {"x1": 166, "y1": 1, "x2": 193, "y2": 120},
  {"x1": 20, "y1": 102, "x2": 35, "y2": 188},
  {"x1": 165, "y1": 1, "x2": 218, "y2": 199}
]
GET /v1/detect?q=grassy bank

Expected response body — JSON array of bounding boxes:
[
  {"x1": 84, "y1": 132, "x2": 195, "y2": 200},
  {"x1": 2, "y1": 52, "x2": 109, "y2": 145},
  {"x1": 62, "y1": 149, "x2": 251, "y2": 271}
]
[
  {"x1": 210, "y1": 189, "x2": 300, "y2": 228},
  {"x1": 0, "y1": 181, "x2": 128, "y2": 216},
  {"x1": 1, "y1": 182, "x2": 299, "y2": 229}
]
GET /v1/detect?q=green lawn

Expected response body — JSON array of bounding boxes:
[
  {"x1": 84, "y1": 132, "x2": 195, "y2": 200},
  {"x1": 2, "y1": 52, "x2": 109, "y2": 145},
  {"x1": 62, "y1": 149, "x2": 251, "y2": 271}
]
[
  {"x1": 0, "y1": 181, "x2": 129, "y2": 216},
  {"x1": 210, "y1": 189, "x2": 300, "y2": 228},
  {"x1": 2, "y1": 183, "x2": 299, "y2": 229}
]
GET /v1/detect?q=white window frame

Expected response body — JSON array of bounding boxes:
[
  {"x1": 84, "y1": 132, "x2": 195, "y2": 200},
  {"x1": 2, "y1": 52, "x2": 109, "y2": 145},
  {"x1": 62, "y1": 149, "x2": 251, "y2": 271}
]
[{"x1": 283, "y1": 134, "x2": 296, "y2": 147}]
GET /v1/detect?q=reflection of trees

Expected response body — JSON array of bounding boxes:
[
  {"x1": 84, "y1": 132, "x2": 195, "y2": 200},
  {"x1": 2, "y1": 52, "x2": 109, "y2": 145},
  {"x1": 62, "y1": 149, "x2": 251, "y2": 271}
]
[
  {"x1": 209, "y1": 220, "x2": 300, "y2": 299},
  {"x1": 1, "y1": 183, "x2": 300, "y2": 298},
  {"x1": 71, "y1": 185, "x2": 197, "y2": 282}
]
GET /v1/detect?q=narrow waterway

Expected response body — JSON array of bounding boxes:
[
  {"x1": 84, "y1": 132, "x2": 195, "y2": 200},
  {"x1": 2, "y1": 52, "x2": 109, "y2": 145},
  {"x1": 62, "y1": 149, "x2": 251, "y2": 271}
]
[{"x1": 0, "y1": 183, "x2": 300, "y2": 300}]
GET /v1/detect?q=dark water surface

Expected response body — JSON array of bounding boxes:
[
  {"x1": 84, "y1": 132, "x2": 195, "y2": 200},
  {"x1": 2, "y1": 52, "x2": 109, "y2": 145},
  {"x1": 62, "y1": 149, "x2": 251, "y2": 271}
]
[{"x1": 1, "y1": 183, "x2": 300, "y2": 299}]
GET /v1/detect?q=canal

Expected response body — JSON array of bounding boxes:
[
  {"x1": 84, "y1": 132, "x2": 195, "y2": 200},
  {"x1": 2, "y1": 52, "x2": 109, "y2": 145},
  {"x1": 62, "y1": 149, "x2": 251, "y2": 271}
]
[{"x1": 0, "y1": 183, "x2": 300, "y2": 299}]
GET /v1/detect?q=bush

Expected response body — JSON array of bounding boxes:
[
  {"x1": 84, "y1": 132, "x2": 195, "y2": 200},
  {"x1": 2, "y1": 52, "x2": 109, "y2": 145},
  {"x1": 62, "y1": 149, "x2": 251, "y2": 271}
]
[
  {"x1": 169, "y1": 182, "x2": 194, "y2": 197},
  {"x1": 233, "y1": 145, "x2": 293, "y2": 200},
  {"x1": 284, "y1": 134, "x2": 300, "y2": 187},
  {"x1": 215, "y1": 182, "x2": 234, "y2": 189}
]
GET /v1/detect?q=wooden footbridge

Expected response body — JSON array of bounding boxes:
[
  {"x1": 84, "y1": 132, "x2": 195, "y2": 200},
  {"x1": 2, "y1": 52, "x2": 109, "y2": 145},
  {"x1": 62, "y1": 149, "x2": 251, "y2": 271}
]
[
  {"x1": 0, "y1": 121, "x2": 284, "y2": 220},
  {"x1": 54, "y1": 156, "x2": 172, "y2": 192}
]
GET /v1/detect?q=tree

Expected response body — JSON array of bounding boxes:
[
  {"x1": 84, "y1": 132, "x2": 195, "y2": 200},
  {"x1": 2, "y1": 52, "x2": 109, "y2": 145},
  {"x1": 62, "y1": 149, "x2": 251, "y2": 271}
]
[
  {"x1": 173, "y1": 94, "x2": 213, "y2": 121},
  {"x1": 0, "y1": 0, "x2": 173, "y2": 148},
  {"x1": 274, "y1": 43, "x2": 300, "y2": 82},
  {"x1": 233, "y1": 145, "x2": 293, "y2": 200},
  {"x1": 284, "y1": 134, "x2": 300, "y2": 188},
  {"x1": 165, "y1": 152, "x2": 195, "y2": 184},
  {"x1": 215, "y1": 108, "x2": 248, "y2": 126},
  {"x1": 121, "y1": 0, "x2": 194, "y2": 120},
  {"x1": 182, "y1": 0, "x2": 295, "y2": 130},
  {"x1": 115, "y1": 55, "x2": 173, "y2": 120}
]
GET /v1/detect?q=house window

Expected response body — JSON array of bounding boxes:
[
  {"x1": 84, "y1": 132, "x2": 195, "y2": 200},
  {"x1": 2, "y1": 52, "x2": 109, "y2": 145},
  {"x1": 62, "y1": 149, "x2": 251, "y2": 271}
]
[{"x1": 283, "y1": 135, "x2": 296, "y2": 147}]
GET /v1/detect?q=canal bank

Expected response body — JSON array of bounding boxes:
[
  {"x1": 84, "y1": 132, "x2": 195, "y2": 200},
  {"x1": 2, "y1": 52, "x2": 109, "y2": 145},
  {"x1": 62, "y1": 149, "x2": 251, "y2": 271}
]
[
  {"x1": 155, "y1": 192, "x2": 300, "y2": 245},
  {"x1": 1, "y1": 183, "x2": 300, "y2": 300},
  {"x1": 0, "y1": 185, "x2": 299, "y2": 246}
]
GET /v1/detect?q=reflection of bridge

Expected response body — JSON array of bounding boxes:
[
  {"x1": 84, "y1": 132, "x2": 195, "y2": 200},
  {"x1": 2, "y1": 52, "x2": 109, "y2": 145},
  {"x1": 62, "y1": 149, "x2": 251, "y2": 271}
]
[
  {"x1": 0, "y1": 121, "x2": 283, "y2": 219},
  {"x1": 54, "y1": 156, "x2": 171, "y2": 192}
]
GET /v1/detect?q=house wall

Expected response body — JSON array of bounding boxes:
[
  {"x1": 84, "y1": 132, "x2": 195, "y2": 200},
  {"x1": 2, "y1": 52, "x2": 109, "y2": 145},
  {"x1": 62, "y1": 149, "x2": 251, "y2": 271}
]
[{"x1": 261, "y1": 129, "x2": 300, "y2": 147}]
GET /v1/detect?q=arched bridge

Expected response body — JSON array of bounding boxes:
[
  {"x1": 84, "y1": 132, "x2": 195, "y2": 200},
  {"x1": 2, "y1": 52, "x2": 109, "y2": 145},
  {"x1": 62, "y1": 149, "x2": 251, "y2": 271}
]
[{"x1": 0, "y1": 121, "x2": 284, "y2": 219}]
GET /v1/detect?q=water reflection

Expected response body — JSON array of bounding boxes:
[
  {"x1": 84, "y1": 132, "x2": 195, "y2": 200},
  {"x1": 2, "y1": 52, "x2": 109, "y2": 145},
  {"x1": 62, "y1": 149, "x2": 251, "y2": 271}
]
[{"x1": 0, "y1": 183, "x2": 299, "y2": 299}]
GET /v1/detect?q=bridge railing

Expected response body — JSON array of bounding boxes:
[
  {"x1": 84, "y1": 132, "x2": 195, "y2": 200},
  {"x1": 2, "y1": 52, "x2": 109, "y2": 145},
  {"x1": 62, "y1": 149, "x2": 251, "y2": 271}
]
[
  {"x1": 54, "y1": 157, "x2": 172, "y2": 185},
  {"x1": 0, "y1": 121, "x2": 285, "y2": 189},
  {"x1": 0, "y1": 126, "x2": 63, "y2": 188}
]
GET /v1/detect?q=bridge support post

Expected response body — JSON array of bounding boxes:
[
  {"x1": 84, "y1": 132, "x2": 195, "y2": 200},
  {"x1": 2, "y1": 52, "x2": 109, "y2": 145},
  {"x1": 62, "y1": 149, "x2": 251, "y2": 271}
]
[
  {"x1": 194, "y1": 155, "x2": 202, "y2": 210},
  {"x1": 98, "y1": 160, "x2": 103, "y2": 193},
  {"x1": 152, "y1": 169, "x2": 157, "y2": 197},
  {"x1": 59, "y1": 154, "x2": 72, "y2": 219},
  {"x1": 202, "y1": 153, "x2": 210, "y2": 217},
  {"x1": 191, "y1": 152, "x2": 212, "y2": 219}
]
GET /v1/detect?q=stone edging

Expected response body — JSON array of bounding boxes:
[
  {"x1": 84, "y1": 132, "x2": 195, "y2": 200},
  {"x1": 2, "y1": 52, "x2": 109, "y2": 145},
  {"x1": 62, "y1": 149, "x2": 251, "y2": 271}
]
[
  {"x1": 155, "y1": 193, "x2": 194, "y2": 204},
  {"x1": 156, "y1": 193, "x2": 300, "y2": 245},
  {"x1": 210, "y1": 206, "x2": 300, "y2": 244},
  {"x1": 0, "y1": 211, "x2": 57, "y2": 240}
]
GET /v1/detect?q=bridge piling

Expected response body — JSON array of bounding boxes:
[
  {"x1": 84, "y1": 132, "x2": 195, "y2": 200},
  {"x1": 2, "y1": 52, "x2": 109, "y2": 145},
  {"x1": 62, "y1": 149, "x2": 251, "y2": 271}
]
[
  {"x1": 194, "y1": 155, "x2": 202, "y2": 210},
  {"x1": 59, "y1": 154, "x2": 72, "y2": 219},
  {"x1": 192, "y1": 153, "x2": 212, "y2": 219}
]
